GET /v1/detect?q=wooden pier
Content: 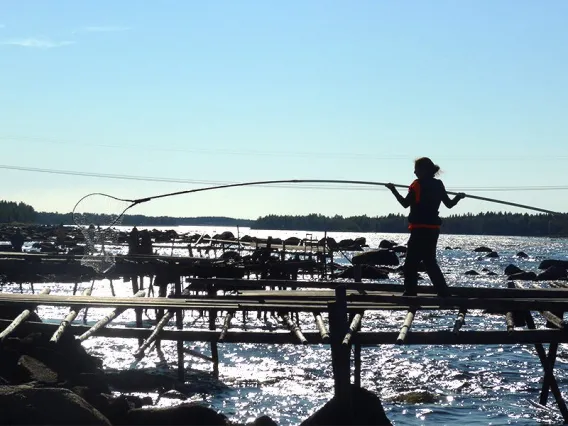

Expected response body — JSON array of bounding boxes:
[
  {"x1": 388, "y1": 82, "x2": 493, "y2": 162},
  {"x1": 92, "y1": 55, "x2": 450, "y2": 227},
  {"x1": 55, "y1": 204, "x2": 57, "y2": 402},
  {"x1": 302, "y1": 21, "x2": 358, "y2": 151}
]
[{"x1": 2, "y1": 273, "x2": 568, "y2": 422}]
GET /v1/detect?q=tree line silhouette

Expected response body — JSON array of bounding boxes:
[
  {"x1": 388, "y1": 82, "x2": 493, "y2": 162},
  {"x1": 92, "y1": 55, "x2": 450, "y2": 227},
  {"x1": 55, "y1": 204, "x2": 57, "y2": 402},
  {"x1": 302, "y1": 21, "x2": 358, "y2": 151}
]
[{"x1": 1, "y1": 199, "x2": 567, "y2": 237}]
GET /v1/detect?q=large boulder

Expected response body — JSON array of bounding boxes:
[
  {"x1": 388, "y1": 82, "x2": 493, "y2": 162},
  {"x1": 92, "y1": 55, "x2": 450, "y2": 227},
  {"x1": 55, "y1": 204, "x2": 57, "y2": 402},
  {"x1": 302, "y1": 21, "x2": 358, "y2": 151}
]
[
  {"x1": 508, "y1": 271, "x2": 537, "y2": 281},
  {"x1": 539, "y1": 259, "x2": 568, "y2": 270},
  {"x1": 474, "y1": 246, "x2": 493, "y2": 253},
  {"x1": 122, "y1": 402, "x2": 229, "y2": 425},
  {"x1": 301, "y1": 386, "x2": 391, "y2": 425},
  {"x1": 504, "y1": 264, "x2": 523, "y2": 276},
  {"x1": 0, "y1": 385, "x2": 111, "y2": 425},
  {"x1": 352, "y1": 250, "x2": 399, "y2": 267},
  {"x1": 337, "y1": 265, "x2": 389, "y2": 280},
  {"x1": 537, "y1": 266, "x2": 568, "y2": 281}
]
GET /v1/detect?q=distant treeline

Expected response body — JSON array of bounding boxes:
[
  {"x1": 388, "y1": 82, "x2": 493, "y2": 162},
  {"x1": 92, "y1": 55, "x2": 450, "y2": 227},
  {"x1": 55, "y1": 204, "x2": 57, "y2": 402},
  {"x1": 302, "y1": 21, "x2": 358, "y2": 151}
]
[
  {"x1": 252, "y1": 212, "x2": 568, "y2": 236},
  {"x1": 1, "y1": 199, "x2": 567, "y2": 237}
]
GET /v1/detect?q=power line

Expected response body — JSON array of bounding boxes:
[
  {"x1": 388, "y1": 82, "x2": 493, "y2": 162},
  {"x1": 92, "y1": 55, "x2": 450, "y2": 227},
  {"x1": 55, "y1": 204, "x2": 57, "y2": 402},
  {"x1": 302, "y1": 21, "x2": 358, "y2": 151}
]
[
  {"x1": 2, "y1": 163, "x2": 568, "y2": 192},
  {"x1": 2, "y1": 135, "x2": 568, "y2": 162}
]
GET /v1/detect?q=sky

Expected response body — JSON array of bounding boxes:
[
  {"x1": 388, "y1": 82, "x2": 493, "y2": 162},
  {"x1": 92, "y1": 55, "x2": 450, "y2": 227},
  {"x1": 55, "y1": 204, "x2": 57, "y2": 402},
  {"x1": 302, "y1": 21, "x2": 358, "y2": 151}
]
[{"x1": 1, "y1": 0, "x2": 567, "y2": 220}]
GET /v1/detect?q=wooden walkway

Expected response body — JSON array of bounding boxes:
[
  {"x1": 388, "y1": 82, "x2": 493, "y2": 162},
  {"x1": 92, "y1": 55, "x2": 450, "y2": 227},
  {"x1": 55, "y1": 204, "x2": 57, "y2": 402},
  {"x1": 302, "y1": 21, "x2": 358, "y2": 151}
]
[{"x1": 1, "y1": 278, "x2": 568, "y2": 421}]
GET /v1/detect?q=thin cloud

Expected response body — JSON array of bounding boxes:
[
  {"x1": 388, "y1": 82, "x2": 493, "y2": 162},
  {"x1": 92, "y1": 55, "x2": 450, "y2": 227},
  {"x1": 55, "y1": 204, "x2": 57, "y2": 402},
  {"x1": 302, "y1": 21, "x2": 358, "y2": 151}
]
[
  {"x1": 1, "y1": 38, "x2": 75, "y2": 48},
  {"x1": 80, "y1": 26, "x2": 130, "y2": 33}
]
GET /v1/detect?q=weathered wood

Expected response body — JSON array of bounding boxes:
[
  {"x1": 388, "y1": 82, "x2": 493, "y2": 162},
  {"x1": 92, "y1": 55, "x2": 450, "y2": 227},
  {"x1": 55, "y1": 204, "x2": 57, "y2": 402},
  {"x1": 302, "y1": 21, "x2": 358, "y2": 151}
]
[
  {"x1": 182, "y1": 347, "x2": 214, "y2": 363},
  {"x1": 7, "y1": 290, "x2": 568, "y2": 313},
  {"x1": 175, "y1": 277, "x2": 184, "y2": 382},
  {"x1": 525, "y1": 311, "x2": 568, "y2": 421},
  {"x1": 453, "y1": 308, "x2": 467, "y2": 335},
  {"x1": 0, "y1": 288, "x2": 51, "y2": 341},
  {"x1": 280, "y1": 313, "x2": 308, "y2": 344},
  {"x1": 81, "y1": 280, "x2": 96, "y2": 324},
  {"x1": 540, "y1": 342, "x2": 559, "y2": 406},
  {"x1": 133, "y1": 310, "x2": 174, "y2": 359},
  {"x1": 396, "y1": 309, "x2": 416, "y2": 345},
  {"x1": 218, "y1": 311, "x2": 234, "y2": 342},
  {"x1": 7, "y1": 319, "x2": 568, "y2": 345},
  {"x1": 342, "y1": 313, "x2": 363, "y2": 346},
  {"x1": 314, "y1": 312, "x2": 329, "y2": 342},
  {"x1": 50, "y1": 288, "x2": 92, "y2": 343},
  {"x1": 77, "y1": 290, "x2": 145, "y2": 342},
  {"x1": 539, "y1": 311, "x2": 565, "y2": 329},
  {"x1": 208, "y1": 285, "x2": 219, "y2": 377},
  {"x1": 329, "y1": 285, "x2": 350, "y2": 405},
  {"x1": 505, "y1": 312, "x2": 515, "y2": 334}
]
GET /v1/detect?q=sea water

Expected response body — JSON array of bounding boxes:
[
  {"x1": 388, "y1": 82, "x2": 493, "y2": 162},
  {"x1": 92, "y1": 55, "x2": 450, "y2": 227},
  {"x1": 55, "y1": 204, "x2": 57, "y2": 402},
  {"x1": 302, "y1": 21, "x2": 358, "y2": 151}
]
[{"x1": 4, "y1": 227, "x2": 568, "y2": 425}]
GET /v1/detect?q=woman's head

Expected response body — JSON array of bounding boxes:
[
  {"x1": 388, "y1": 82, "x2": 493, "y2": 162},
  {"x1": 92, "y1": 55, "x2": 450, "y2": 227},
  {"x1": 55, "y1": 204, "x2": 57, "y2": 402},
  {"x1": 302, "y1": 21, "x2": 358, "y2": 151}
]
[{"x1": 414, "y1": 157, "x2": 441, "y2": 178}]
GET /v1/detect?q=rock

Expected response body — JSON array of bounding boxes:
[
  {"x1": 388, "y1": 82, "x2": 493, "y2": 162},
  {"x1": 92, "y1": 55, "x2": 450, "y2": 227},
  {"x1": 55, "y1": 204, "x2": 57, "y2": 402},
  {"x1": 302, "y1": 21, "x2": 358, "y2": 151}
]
[
  {"x1": 301, "y1": 386, "x2": 391, "y2": 425},
  {"x1": 485, "y1": 251, "x2": 499, "y2": 258},
  {"x1": 481, "y1": 268, "x2": 490, "y2": 272},
  {"x1": 338, "y1": 265, "x2": 389, "y2": 280},
  {"x1": 486, "y1": 271, "x2": 498, "y2": 276},
  {"x1": 318, "y1": 237, "x2": 337, "y2": 249},
  {"x1": 508, "y1": 271, "x2": 537, "y2": 281},
  {"x1": 352, "y1": 250, "x2": 399, "y2": 267},
  {"x1": 464, "y1": 270, "x2": 479, "y2": 276},
  {"x1": 0, "y1": 384, "x2": 111, "y2": 425},
  {"x1": 123, "y1": 402, "x2": 229, "y2": 425},
  {"x1": 17, "y1": 355, "x2": 59, "y2": 385},
  {"x1": 250, "y1": 415, "x2": 278, "y2": 426},
  {"x1": 516, "y1": 251, "x2": 529, "y2": 258},
  {"x1": 474, "y1": 246, "x2": 493, "y2": 253},
  {"x1": 283, "y1": 237, "x2": 301, "y2": 246},
  {"x1": 389, "y1": 390, "x2": 439, "y2": 404},
  {"x1": 160, "y1": 389, "x2": 189, "y2": 400},
  {"x1": 391, "y1": 245, "x2": 407, "y2": 254},
  {"x1": 378, "y1": 240, "x2": 396, "y2": 249},
  {"x1": 219, "y1": 251, "x2": 242, "y2": 262},
  {"x1": 538, "y1": 259, "x2": 568, "y2": 270},
  {"x1": 537, "y1": 266, "x2": 568, "y2": 281},
  {"x1": 445, "y1": 246, "x2": 452, "y2": 250},
  {"x1": 505, "y1": 264, "x2": 523, "y2": 276},
  {"x1": 353, "y1": 237, "x2": 367, "y2": 247}
]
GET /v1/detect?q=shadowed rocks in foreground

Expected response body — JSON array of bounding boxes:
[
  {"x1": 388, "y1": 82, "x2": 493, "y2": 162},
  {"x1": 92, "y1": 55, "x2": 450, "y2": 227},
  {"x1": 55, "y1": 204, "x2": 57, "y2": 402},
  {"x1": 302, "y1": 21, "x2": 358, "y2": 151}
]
[{"x1": 301, "y1": 386, "x2": 392, "y2": 426}]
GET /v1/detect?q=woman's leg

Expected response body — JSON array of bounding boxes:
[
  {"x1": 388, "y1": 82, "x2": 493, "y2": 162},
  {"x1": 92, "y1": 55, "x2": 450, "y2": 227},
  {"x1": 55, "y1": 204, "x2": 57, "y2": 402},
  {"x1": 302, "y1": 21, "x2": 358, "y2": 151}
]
[
  {"x1": 422, "y1": 229, "x2": 450, "y2": 296},
  {"x1": 403, "y1": 230, "x2": 422, "y2": 296}
]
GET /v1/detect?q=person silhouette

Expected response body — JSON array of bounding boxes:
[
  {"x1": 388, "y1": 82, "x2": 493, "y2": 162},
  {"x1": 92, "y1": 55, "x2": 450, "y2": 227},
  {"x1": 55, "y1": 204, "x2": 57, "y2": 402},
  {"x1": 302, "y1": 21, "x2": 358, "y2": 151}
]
[{"x1": 386, "y1": 157, "x2": 465, "y2": 297}]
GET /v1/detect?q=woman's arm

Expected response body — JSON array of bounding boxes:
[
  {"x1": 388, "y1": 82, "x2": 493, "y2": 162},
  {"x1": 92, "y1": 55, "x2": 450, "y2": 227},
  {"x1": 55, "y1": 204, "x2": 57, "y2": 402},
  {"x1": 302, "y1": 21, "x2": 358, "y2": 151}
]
[{"x1": 386, "y1": 183, "x2": 412, "y2": 208}]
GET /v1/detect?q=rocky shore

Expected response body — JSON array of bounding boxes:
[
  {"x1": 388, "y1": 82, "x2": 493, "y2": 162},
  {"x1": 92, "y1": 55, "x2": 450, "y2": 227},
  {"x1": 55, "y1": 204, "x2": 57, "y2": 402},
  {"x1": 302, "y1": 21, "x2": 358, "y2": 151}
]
[{"x1": 0, "y1": 328, "x2": 391, "y2": 425}]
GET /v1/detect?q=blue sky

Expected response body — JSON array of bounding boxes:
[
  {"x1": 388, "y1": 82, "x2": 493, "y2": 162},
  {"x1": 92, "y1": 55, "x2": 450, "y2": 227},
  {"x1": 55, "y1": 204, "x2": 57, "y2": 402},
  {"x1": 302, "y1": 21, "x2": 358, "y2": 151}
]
[{"x1": 1, "y1": 1, "x2": 567, "y2": 219}]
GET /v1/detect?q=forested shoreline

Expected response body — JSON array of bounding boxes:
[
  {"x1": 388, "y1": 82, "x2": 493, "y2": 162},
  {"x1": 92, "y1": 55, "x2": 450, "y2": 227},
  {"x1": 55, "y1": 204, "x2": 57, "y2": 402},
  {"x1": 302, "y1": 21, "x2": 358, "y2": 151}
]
[{"x1": 1, "y1": 200, "x2": 567, "y2": 237}]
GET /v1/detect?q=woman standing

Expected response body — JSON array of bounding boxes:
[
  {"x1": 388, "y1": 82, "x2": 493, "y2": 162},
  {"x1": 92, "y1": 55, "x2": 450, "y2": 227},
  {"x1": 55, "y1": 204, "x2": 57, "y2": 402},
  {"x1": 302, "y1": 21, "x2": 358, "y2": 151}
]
[{"x1": 386, "y1": 157, "x2": 465, "y2": 297}]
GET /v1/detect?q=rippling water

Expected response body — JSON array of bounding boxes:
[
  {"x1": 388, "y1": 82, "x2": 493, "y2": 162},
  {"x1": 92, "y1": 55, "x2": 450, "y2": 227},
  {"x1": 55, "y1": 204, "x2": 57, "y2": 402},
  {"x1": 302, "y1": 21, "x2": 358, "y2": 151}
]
[{"x1": 4, "y1": 227, "x2": 568, "y2": 425}]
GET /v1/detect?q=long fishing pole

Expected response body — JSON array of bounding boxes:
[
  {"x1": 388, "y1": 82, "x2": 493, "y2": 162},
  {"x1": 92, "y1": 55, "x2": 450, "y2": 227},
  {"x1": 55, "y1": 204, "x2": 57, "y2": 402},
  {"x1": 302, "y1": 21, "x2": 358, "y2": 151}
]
[
  {"x1": 72, "y1": 179, "x2": 562, "y2": 230},
  {"x1": 130, "y1": 179, "x2": 561, "y2": 215}
]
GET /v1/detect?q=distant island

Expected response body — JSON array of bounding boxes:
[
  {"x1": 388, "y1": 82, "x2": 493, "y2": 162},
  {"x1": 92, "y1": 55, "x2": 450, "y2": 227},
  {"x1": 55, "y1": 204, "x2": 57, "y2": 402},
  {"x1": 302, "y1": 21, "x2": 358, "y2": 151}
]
[{"x1": 1, "y1": 200, "x2": 567, "y2": 237}]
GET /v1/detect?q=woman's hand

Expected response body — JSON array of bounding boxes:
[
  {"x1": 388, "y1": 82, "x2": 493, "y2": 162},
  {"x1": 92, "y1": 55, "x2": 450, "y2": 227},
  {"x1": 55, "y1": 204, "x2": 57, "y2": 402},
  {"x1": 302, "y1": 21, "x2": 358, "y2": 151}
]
[{"x1": 385, "y1": 183, "x2": 396, "y2": 191}]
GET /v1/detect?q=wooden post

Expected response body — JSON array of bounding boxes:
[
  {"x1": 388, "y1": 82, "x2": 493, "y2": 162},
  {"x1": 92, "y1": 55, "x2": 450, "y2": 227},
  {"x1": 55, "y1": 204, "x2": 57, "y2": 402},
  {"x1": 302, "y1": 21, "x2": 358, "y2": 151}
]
[
  {"x1": 78, "y1": 290, "x2": 145, "y2": 341},
  {"x1": 208, "y1": 284, "x2": 219, "y2": 378},
  {"x1": 328, "y1": 285, "x2": 350, "y2": 405},
  {"x1": 396, "y1": 309, "x2": 416, "y2": 345},
  {"x1": 453, "y1": 308, "x2": 467, "y2": 335},
  {"x1": 133, "y1": 310, "x2": 173, "y2": 359},
  {"x1": 219, "y1": 311, "x2": 234, "y2": 342},
  {"x1": 175, "y1": 276, "x2": 184, "y2": 382},
  {"x1": 313, "y1": 312, "x2": 330, "y2": 342},
  {"x1": 540, "y1": 342, "x2": 559, "y2": 406},
  {"x1": 353, "y1": 265, "x2": 362, "y2": 387},
  {"x1": 51, "y1": 288, "x2": 92, "y2": 344},
  {"x1": 525, "y1": 311, "x2": 568, "y2": 421},
  {"x1": 132, "y1": 275, "x2": 143, "y2": 346}
]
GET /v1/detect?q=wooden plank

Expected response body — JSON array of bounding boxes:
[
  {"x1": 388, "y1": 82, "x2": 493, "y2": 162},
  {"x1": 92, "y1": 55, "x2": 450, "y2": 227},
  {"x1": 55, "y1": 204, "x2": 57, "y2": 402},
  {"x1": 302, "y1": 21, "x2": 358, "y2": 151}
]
[
  {"x1": 6, "y1": 319, "x2": 568, "y2": 344},
  {"x1": 218, "y1": 311, "x2": 234, "y2": 343},
  {"x1": 0, "y1": 288, "x2": 51, "y2": 341}
]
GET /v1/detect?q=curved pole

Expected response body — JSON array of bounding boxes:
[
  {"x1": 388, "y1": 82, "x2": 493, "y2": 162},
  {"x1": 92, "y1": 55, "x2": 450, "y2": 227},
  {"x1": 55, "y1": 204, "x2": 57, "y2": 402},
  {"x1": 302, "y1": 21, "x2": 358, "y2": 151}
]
[{"x1": 133, "y1": 179, "x2": 562, "y2": 215}]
